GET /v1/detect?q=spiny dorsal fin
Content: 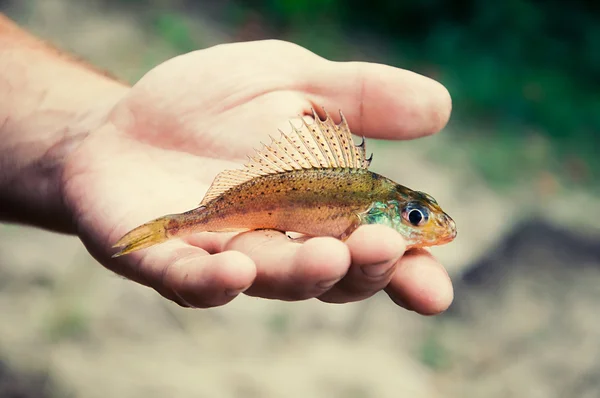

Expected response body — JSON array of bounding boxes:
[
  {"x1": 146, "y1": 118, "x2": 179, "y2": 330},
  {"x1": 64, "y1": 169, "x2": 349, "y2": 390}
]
[{"x1": 199, "y1": 108, "x2": 372, "y2": 206}]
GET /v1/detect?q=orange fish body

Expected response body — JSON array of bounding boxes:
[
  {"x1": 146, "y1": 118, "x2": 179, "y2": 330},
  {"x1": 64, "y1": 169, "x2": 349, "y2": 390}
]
[{"x1": 112, "y1": 109, "x2": 456, "y2": 257}]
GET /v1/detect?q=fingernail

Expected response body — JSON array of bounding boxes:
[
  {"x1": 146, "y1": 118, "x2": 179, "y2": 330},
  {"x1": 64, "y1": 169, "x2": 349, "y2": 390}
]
[
  {"x1": 316, "y1": 278, "x2": 340, "y2": 290},
  {"x1": 361, "y1": 260, "x2": 393, "y2": 278}
]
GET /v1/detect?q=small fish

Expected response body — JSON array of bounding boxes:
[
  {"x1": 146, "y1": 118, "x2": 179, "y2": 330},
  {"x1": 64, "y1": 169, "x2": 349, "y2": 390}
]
[{"x1": 112, "y1": 108, "x2": 456, "y2": 257}]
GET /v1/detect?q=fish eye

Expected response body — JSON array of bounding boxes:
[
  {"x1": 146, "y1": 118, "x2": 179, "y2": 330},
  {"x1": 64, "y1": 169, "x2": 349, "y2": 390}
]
[{"x1": 402, "y1": 204, "x2": 429, "y2": 227}]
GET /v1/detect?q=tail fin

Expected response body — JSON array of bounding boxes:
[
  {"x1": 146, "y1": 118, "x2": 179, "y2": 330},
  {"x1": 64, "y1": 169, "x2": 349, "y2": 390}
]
[{"x1": 112, "y1": 215, "x2": 174, "y2": 257}]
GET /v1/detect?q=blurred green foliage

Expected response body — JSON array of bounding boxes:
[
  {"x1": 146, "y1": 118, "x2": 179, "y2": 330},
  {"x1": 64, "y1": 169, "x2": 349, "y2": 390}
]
[
  {"x1": 45, "y1": 306, "x2": 89, "y2": 343},
  {"x1": 242, "y1": 0, "x2": 599, "y2": 137},
  {"x1": 417, "y1": 324, "x2": 451, "y2": 370},
  {"x1": 153, "y1": 12, "x2": 197, "y2": 53}
]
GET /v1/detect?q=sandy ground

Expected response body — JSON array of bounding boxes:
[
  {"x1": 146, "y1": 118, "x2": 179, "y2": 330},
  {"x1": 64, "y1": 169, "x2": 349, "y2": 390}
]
[{"x1": 2, "y1": 1, "x2": 600, "y2": 397}]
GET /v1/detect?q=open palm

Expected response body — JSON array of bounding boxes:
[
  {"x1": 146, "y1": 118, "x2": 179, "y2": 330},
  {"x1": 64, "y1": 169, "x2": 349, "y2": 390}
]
[{"x1": 61, "y1": 40, "x2": 454, "y2": 313}]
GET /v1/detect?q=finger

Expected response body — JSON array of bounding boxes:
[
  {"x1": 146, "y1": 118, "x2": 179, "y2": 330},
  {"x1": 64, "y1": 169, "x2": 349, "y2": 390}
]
[
  {"x1": 384, "y1": 249, "x2": 453, "y2": 315},
  {"x1": 120, "y1": 240, "x2": 257, "y2": 308},
  {"x1": 183, "y1": 231, "x2": 239, "y2": 254},
  {"x1": 306, "y1": 60, "x2": 452, "y2": 140},
  {"x1": 318, "y1": 224, "x2": 406, "y2": 303},
  {"x1": 225, "y1": 230, "x2": 351, "y2": 301}
]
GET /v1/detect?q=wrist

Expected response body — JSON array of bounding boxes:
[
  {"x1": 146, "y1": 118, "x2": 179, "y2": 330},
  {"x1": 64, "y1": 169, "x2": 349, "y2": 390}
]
[
  {"x1": 0, "y1": 95, "x2": 125, "y2": 233},
  {"x1": 0, "y1": 14, "x2": 129, "y2": 232}
]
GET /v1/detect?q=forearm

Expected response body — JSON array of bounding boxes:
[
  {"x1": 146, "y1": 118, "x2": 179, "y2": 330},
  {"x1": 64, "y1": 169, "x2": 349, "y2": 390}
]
[{"x1": 0, "y1": 14, "x2": 129, "y2": 232}]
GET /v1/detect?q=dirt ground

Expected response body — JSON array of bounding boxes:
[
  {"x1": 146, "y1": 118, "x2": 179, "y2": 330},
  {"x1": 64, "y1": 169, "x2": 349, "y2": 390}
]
[{"x1": 2, "y1": 1, "x2": 600, "y2": 397}]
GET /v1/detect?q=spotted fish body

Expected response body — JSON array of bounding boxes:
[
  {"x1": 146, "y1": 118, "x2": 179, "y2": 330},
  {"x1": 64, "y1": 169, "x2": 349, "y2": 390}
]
[{"x1": 112, "y1": 109, "x2": 457, "y2": 257}]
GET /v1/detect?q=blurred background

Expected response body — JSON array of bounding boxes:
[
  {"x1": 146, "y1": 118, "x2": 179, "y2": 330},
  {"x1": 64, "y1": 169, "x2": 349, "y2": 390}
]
[{"x1": 1, "y1": 0, "x2": 599, "y2": 397}]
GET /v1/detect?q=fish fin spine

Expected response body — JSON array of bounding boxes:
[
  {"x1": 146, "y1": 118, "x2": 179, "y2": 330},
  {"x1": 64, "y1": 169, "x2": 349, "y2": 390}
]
[{"x1": 198, "y1": 106, "x2": 372, "y2": 206}]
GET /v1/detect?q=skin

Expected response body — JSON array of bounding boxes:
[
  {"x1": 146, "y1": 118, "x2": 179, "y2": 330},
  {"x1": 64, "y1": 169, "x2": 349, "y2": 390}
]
[{"x1": 0, "y1": 13, "x2": 454, "y2": 314}]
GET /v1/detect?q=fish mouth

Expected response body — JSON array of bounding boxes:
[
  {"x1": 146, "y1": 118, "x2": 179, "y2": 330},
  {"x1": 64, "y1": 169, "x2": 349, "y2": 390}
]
[
  {"x1": 441, "y1": 231, "x2": 457, "y2": 244},
  {"x1": 445, "y1": 218, "x2": 458, "y2": 241},
  {"x1": 436, "y1": 215, "x2": 457, "y2": 244}
]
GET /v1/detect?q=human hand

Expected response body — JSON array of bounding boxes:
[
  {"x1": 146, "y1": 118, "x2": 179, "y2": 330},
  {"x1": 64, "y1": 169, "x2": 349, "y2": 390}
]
[{"x1": 61, "y1": 40, "x2": 453, "y2": 313}]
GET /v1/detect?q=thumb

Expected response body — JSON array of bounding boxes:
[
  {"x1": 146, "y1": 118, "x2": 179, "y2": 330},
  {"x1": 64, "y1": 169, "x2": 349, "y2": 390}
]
[{"x1": 304, "y1": 60, "x2": 452, "y2": 140}]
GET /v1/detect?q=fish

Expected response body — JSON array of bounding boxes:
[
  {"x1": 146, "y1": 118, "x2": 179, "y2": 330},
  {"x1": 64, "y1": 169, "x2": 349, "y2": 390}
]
[{"x1": 112, "y1": 108, "x2": 457, "y2": 257}]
